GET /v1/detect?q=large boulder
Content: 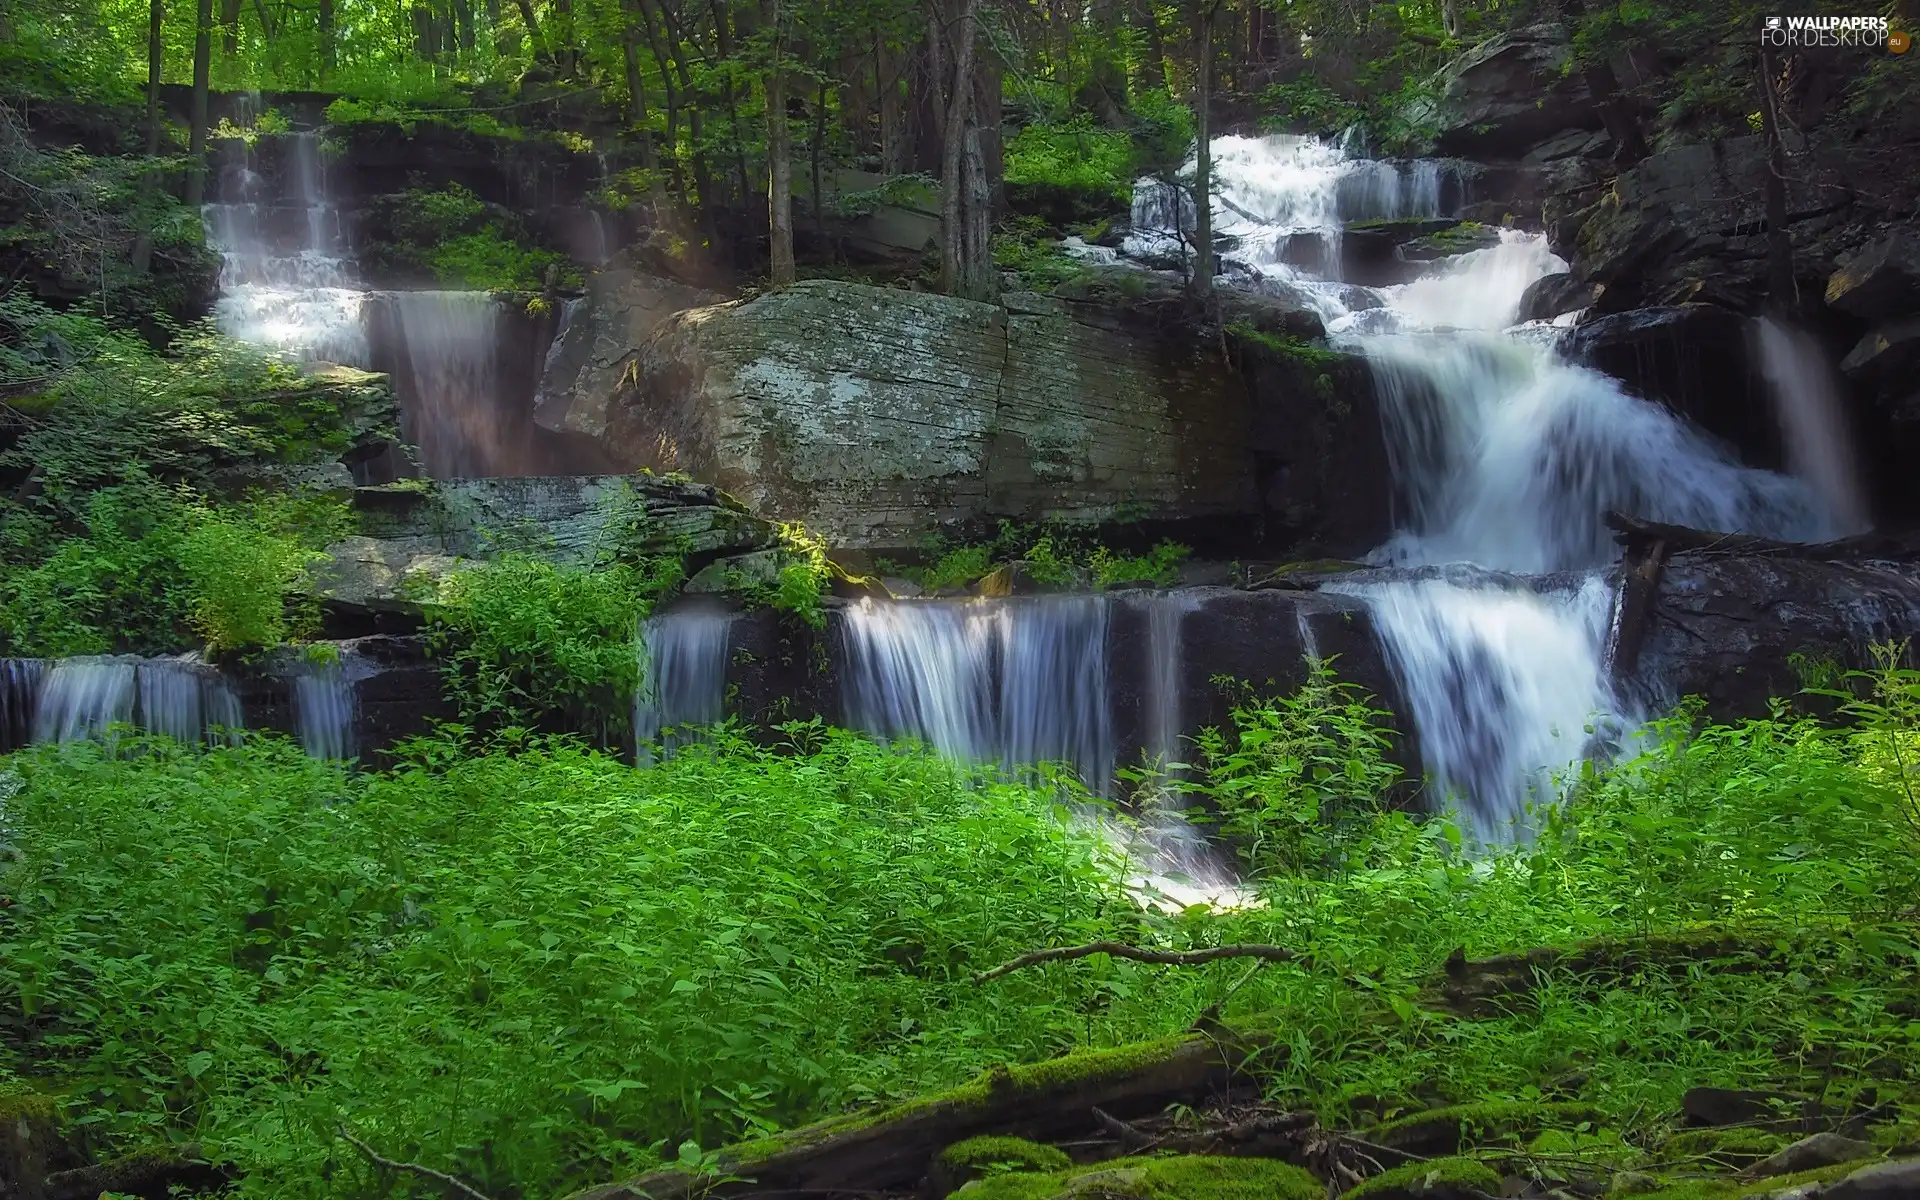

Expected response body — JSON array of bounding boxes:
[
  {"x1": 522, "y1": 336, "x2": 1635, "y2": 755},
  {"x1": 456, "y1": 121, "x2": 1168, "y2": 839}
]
[
  {"x1": 1569, "y1": 134, "x2": 1860, "y2": 312},
  {"x1": 1428, "y1": 25, "x2": 1600, "y2": 158},
  {"x1": 1826, "y1": 231, "x2": 1920, "y2": 321},
  {"x1": 1566, "y1": 305, "x2": 1781, "y2": 468},
  {"x1": 597, "y1": 280, "x2": 1268, "y2": 552},
  {"x1": 534, "y1": 264, "x2": 723, "y2": 440},
  {"x1": 1624, "y1": 551, "x2": 1920, "y2": 721}
]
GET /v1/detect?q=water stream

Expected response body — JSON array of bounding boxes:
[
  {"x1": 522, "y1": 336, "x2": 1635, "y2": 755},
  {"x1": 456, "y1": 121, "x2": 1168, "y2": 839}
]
[{"x1": 634, "y1": 606, "x2": 735, "y2": 765}]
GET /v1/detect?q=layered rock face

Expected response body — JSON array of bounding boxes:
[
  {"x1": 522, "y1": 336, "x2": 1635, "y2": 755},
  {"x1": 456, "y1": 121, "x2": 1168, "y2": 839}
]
[{"x1": 588, "y1": 279, "x2": 1265, "y2": 552}]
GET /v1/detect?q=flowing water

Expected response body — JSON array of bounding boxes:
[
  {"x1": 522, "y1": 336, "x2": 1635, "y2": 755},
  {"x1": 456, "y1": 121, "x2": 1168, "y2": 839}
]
[
  {"x1": 634, "y1": 606, "x2": 735, "y2": 765},
  {"x1": 1143, "y1": 133, "x2": 1851, "y2": 836},
  {"x1": 293, "y1": 652, "x2": 362, "y2": 761}
]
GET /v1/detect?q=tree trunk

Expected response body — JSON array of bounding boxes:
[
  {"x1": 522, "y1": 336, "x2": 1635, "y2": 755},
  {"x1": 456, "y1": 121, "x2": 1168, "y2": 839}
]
[
  {"x1": 1441, "y1": 0, "x2": 1459, "y2": 38},
  {"x1": 221, "y1": 0, "x2": 240, "y2": 55},
  {"x1": 622, "y1": 12, "x2": 648, "y2": 128},
  {"x1": 764, "y1": 0, "x2": 795, "y2": 284},
  {"x1": 1188, "y1": 0, "x2": 1215, "y2": 302},
  {"x1": 552, "y1": 0, "x2": 577, "y2": 74},
  {"x1": 132, "y1": 0, "x2": 165, "y2": 275},
  {"x1": 716, "y1": 0, "x2": 753, "y2": 209},
  {"x1": 930, "y1": 0, "x2": 986, "y2": 298},
  {"x1": 185, "y1": 0, "x2": 214, "y2": 210},
  {"x1": 811, "y1": 80, "x2": 829, "y2": 238},
  {"x1": 1132, "y1": 0, "x2": 1167, "y2": 91},
  {"x1": 513, "y1": 0, "x2": 547, "y2": 62},
  {"x1": 319, "y1": 0, "x2": 335, "y2": 72},
  {"x1": 1758, "y1": 45, "x2": 1796, "y2": 314},
  {"x1": 877, "y1": 36, "x2": 907, "y2": 173}
]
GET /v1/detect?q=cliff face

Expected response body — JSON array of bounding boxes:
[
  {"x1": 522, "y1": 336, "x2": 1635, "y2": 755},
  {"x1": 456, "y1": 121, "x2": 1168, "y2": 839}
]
[{"x1": 589, "y1": 280, "x2": 1265, "y2": 551}]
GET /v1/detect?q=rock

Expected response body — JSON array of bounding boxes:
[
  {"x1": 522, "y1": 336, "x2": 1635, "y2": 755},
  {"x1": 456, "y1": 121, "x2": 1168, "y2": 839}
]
[
  {"x1": 1839, "y1": 317, "x2": 1920, "y2": 392},
  {"x1": 1342, "y1": 218, "x2": 1464, "y2": 285},
  {"x1": 1745, "y1": 1132, "x2": 1878, "y2": 1179},
  {"x1": 1428, "y1": 25, "x2": 1599, "y2": 158},
  {"x1": 599, "y1": 280, "x2": 1270, "y2": 552},
  {"x1": 1679, "y1": 1086, "x2": 1808, "y2": 1129},
  {"x1": 1826, "y1": 1156, "x2": 1920, "y2": 1199},
  {"x1": 1566, "y1": 305, "x2": 1781, "y2": 468},
  {"x1": 1398, "y1": 223, "x2": 1505, "y2": 263},
  {"x1": 1516, "y1": 273, "x2": 1598, "y2": 323},
  {"x1": 311, "y1": 475, "x2": 779, "y2": 619},
  {"x1": 1343, "y1": 1155, "x2": 1503, "y2": 1199},
  {"x1": 533, "y1": 263, "x2": 722, "y2": 440},
  {"x1": 1569, "y1": 134, "x2": 1857, "y2": 312},
  {"x1": 0, "y1": 1085, "x2": 59, "y2": 1200},
  {"x1": 1366, "y1": 1101, "x2": 1602, "y2": 1157},
  {"x1": 685, "y1": 549, "x2": 785, "y2": 594},
  {"x1": 1825, "y1": 232, "x2": 1920, "y2": 321},
  {"x1": 1624, "y1": 553, "x2": 1920, "y2": 725}
]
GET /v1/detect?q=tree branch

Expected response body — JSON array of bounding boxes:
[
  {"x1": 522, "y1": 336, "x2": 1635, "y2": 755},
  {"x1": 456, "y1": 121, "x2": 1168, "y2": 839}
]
[
  {"x1": 337, "y1": 1126, "x2": 498, "y2": 1200},
  {"x1": 973, "y1": 941, "x2": 1299, "y2": 984}
]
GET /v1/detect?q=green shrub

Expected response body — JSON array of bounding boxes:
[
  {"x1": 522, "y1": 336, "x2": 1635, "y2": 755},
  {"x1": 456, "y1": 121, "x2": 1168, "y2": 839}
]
[
  {"x1": 1004, "y1": 115, "x2": 1134, "y2": 206},
  {"x1": 373, "y1": 184, "x2": 576, "y2": 291}
]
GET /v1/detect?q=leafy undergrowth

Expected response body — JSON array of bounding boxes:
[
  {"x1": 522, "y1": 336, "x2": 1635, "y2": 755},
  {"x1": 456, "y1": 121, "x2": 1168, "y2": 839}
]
[{"x1": 0, "y1": 663, "x2": 1915, "y2": 1197}]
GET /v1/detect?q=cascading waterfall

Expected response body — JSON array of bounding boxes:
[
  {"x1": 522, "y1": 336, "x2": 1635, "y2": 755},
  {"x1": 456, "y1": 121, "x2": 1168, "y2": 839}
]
[
  {"x1": 839, "y1": 596, "x2": 1114, "y2": 790},
  {"x1": 634, "y1": 606, "x2": 735, "y2": 764},
  {"x1": 1756, "y1": 317, "x2": 1871, "y2": 537},
  {"x1": 293, "y1": 652, "x2": 361, "y2": 761},
  {"x1": 1, "y1": 659, "x2": 48, "y2": 751},
  {"x1": 388, "y1": 290, "x2": 508, "y2": 478},
  {"x1": 1150, "y1": 132, "x2": 1854, "y2": 836},
  {"x1": 18, "y1": 656, "x2": 247, "y2": 748},
  {"x1": 206, "y1": 130, "x2": 368, "y2": 364},
  {"x1": 32, "y1": 658, "x2": 137, "y2": 744}
]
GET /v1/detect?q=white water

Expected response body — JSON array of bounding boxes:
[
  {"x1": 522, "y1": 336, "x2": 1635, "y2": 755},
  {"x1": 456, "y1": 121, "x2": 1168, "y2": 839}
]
[
  {"x1": 31, "y1": 658, "x2": 137, "y2": 744},
  {"x1": 839, "y1": 596, "x2": 1115, "y2": 791},
  {"x1": 633, "y1": 606, "x2": 734, "y2": 764},
  {"x1": 293, "y1": 654, "x2": 360, "y2": 760},
  {"x1": 389, "y1": 291, "x2": 504, "y2": 478},
  {"x1": 1154, "y1": 132, "x2": 1857, "y2": 836},
  {"x1": 1756, "y1": 317, "x2": 1871, "y2": 537}
]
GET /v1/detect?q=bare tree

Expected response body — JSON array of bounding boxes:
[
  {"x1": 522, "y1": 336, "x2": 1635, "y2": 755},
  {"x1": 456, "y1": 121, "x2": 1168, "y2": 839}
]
[
  {"x1": 927, "y1": 0, "x2": 995, "y2": 300},
  {"x1": 764, "y1": 0, "x2": 796, "y2": 284}
]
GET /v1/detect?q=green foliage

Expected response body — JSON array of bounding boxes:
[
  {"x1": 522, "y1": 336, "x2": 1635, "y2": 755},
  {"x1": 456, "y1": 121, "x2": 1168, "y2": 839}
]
[
  {"x1": 0, "y1": 730, "x2": 1131, "y2": 1196},
  {"x1": 372, "y1": 183, "x2": 577, "y2": 291},
  {"x1": 993, "y1": 216, "x2": 1091, "y2": 292},
  {"x1": 771, "y1": 524, "x2": 833, "y2": 628},
  {"x1": 1260, "y1": 79, "x2": 1363, "y2": 135},
  {"x1": 322, "y1": 96, "x2": 526, "y2": 141},
  {"x1": 1089, "y1": 540, "x2": 1188, "y2": 589},
  {"x1": 920, "y1": 545, "x2": 996, "y2": 592},
  {"x1": 425, "y1": 553, "x2": 681, "y2": 740},
  {"x1": 1004, "y1": 115, "x2": 1134, "y2": 206},
  {"x1": 1182, "y1": 660, "x2": 1404, "y2": 875},
  {"x1": 0, "y1": 484, "x2": 347, "y2": 657}
]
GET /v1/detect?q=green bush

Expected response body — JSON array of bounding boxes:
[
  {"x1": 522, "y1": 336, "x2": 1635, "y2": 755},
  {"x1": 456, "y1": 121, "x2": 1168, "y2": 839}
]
[
  {"x1": 372, "y1": 184, "x2": 576, "y2": 291},
  {"x1": 0, "y1": 730, "x2": 1131, "y2": 1196},
  {"x1": 1004, "y1": 115, "x2": 1134, "y2": 204}
]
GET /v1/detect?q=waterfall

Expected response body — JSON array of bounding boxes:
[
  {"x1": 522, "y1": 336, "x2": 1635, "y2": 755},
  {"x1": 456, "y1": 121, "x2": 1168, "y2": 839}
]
[
  {"x1": 388, "y1": 291, "x2": 507, "y2": 478},
  {"x1": 839, "y1": 597, "x2": 1115, "y2": 791},
  {"x1": 293, "y1": 653, "x2": 360, "y2": 761},
  {"x1": 32, "y1": 658, "x2": 137, "y2": 745},
  {"x1": 1756, "y1": 317, "x2": 1871, "y2": 537},
  {"x1": 634, "y1": 607, "x2": 734, "y2": 765},
  {"x1": 206, "y1": 131, "x2": 367, "y2": 364},
  {"x1": 136, "y1": 656, "x2": 245, "y2": 746},
  {"x1": 1139, "y1": 133, "x2": 1850, "y2": 835},
  {"x1": 1, "y1": 659, "x2": 47, "y2": 752}
]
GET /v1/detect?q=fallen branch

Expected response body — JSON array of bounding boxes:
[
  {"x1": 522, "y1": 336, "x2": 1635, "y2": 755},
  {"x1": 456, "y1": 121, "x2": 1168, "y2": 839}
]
[
  {"x1": 973, "y1": 942, "x2": 1298, "y2": 984},
  {"x1": 338, "y1": 1126, "x2": 498, "y2": 1200}
]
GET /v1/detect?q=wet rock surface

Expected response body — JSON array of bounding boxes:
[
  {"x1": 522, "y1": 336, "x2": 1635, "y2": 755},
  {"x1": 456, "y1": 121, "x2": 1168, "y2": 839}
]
[
  {"x1": 1426, "y1": 24, "x2": 1599, "y2": 159},
  {"x1": 533, "y1": 264, "x2": 724, "y2": 440}
]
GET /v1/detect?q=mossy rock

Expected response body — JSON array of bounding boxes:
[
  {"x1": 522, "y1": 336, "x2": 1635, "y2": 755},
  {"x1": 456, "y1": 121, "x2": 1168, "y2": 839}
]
[
  {"x1": 1341, "y1": 1156, "x2": 1501, "y2": 1199},
  {"x1": 933, "y1": 1138, "x2": 1074, "y2": 1198},
  {"x1": 1661, "y1": 1127, "x2": 1787, "y2": 1168},
  {"x1": 960, "y1": 1155, "x2": 1323, "y2": 1200},
  {"x1": 1630, "y1": 1158, "x2": 1869, "y2": 1199},
  {"x1": 0, "y1": 1084, "x2": 60, "y2": 1197},
  {"x1": 1368, "y1": 1101, "x2": 1604, "y2": 1156}
]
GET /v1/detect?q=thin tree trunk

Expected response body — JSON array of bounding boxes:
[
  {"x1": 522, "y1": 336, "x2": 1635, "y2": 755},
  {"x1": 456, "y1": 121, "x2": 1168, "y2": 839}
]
[
  {"x1": 513, "y1": 0, "x2": 547, "y2": 62},
  {"x1": 931, "y1": 0, "x2": 982, "y2": 297},
  {"x1": 764, "y1": 0, "x2": 795, "y2": 284},
  {"x1": 811, "y1": 79, "x2": 828, "y2": 238},
  {"x1": 132, "y1": 0, "x2": 165, "y2": 275},
  {"x1": 319, "y1": 0, "x2": 335, "y2": 72},
  {"x1": 715, "y1": 0, "x2": 753, "y2": 209},
  {"x1": 221, "y1": 0, "x2": 240, "y2": 55},
  {"x1": 185, "y1": 0, "x2": 214, "y2": 210},
  {"x1": 1758, "y1": 45, "x2": 1796, "y2": 314},
  {"x1": 552, "y1": 0, "x2": 577, "y2": 74},
  {"x1": 877, "y1": 36, "x2": 906, "y2": 173},
  {"x1": 1188, "y1": 0, "x2": 1215, "y2": 302}
]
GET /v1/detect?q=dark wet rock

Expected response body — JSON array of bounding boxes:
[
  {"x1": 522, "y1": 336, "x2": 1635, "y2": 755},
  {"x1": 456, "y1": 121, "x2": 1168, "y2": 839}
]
[
  {"x1": 1826, "y1": 1156, "x2": 1920, "y2": 1199},
  {"x1": 1745, "y1": 1133, "x2": 1877, "y2": 1179},
  {"x1": 1679, "y1": 1087, "x2": 1807, "y2": 1130},
  {"x1": 1515, "y1": 273, "x2": 1597, "y2": 323},
  {"x1": 1840, "y1": 317, "x2": 1920, "y2": 394},
  {"x1": 1398, "y1": 223, "x2": 1505, "y2": 263},
  {"x1": 1342, "y1": 219, "x2": 1461, "y2": 286},
  {"x1": 1624, "y1": 553, "x2": 1920, "y2": 725},
  {"x1": 1566, "y1": 305, "x2": 1781, "y2": 468},
  {"x1": 1427, "y1": 25, "x2": 1599, "y2": 158},
  {"x1": 1825, "y1": 231, "x2": 1920, "y2": 321},
  {"x1": 1568, "y1": 134, "x2": 1860, "y2": 313}
]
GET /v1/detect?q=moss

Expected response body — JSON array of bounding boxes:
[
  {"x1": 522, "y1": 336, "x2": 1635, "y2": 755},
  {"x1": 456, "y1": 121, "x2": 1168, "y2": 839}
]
[
  {"x1": 1224, "y1": 324, "x2": 1343, "y2": 367},
  {"x1": 1343, "y1": 1156, "x2": 1502, "y2": 1199},
  {"x1": 941, "y1": 1137, "x2": 1074, "y2": 1176},
  {"x1": 1660, "y1": 1127, "x2": 1785, "y2": 1166},
  {"x1": 957, "y1": 1171, "x2": 1073, "y2": 1200},
  {"x1": 1633, "y1": 1158, "x2": 1868, "y2": 1199},
  {"x1": 1369, "y1": 1101, "x2": 1604, "y2": 1155},
  {"x1": 0, "y1": 1086, "x2": 56, "y2": 1123},
  {"x1": 1132, "y1": 1156, "x2": 1322, "y2": 1200}
]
